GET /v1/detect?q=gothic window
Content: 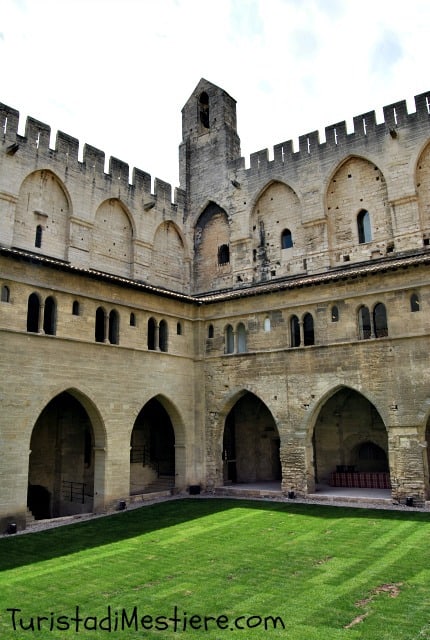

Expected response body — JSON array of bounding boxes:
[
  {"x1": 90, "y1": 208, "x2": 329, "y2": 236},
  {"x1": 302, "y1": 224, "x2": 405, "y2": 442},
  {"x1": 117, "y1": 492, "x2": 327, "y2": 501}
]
[
  {"x1": 27, "y1": 293, "x2": 40, "y2": 333},
  {"x1": 1, "y1": 285, "x2": 10, "y2": 302},
  {"x1": 358, "y1": 305, "x2": 371, "y2": 340},
  {"x1": 290, "y1": 315, "x2": 300, "y2": 347},
  {"x1": 303, "y1": 313, "x2": 315, "y2": 346},
  {"x1": 281, "y1": 228, "x2": 293, "y2": 249},
  {"x1": 159, "y1": 319, "x2": 168, "y2": 352},
  {"x1": 225, "y1": 324, "x2": 234, "y2": 354},
  {"x1": 147, "y1": 318, "x2": 156, "y2": 350},
  {"x1": 410, "y1": 293, "x2": 420, "y2": 312},
  {"x1": 130, "y1": 312, "x2": 136, "y2": 327},
  {"x1": 43, "y1": 296, "x2": 56, "y2": 336},
  {"x1": 109, "y1": 310, "x2": 119, "y2": 345},
  {"x1": 373, "y1": 302, "x2": 388, "y2": 338},
  {"x1": 208, "y1": 324, "x2": 214, "y2": 339},
  {"x1": 35, "y1": 224, "x2": 43, "y2": 248},
  {"x1": 237, "y1": 323, "x2": 247, "y2": 353},
  {"x1": 218, "y1": 244, "x2": 230, "y2": 265},
  {"x1": 95, "y1": 307, "x2": 106, "y2": 343},
  {"x1": 331, "y1": 305, "x2": 339, "y2": 322},
  {"x1": 357, "y1": 210, "x2": 372, "y2": 244},
  {"x1": 72, "y1": 300, "x2": 80, "y2": 316},
  {"x1": 199, "y1": 91, "x2": 210, "y2": 129}
]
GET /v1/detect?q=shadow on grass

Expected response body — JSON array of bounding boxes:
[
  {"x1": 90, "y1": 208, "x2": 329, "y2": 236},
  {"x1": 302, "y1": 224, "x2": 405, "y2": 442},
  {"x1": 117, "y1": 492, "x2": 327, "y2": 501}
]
[{"x1": 0, "y1": 498, "x2": 429, "y2": 573}]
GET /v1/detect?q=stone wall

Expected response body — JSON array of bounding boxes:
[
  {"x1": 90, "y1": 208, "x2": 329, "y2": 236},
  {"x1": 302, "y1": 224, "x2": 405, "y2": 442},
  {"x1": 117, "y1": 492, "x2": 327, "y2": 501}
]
[{"x1": 2, "y1": 79, "x2": 430, "y2": 530}]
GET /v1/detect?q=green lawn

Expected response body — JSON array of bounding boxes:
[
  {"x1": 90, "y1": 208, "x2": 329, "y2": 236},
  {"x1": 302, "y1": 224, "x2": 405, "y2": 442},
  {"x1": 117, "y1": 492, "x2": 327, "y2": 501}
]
[{"x1": 1, "y1": 498, "x2": 430, "y2": 639}]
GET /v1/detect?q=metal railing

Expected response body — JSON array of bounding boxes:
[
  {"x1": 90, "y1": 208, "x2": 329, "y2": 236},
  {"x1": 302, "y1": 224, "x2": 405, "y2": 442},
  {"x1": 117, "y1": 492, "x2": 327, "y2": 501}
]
[{"x1": 62, "y1": 481, "x2": 86, "y2": 504}]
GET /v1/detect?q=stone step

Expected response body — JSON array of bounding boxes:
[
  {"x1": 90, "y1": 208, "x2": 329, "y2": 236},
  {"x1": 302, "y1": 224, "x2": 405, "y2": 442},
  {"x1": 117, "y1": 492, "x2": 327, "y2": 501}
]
[{"x1": 26, "y1": 508, "x2": 36, "y2": 525}]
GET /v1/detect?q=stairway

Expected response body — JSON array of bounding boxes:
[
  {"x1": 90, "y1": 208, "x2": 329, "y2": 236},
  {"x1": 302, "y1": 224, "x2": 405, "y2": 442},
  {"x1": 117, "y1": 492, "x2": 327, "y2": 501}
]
[{"x1": 142, "y1": 475, "x2": 175, "y2": 494}]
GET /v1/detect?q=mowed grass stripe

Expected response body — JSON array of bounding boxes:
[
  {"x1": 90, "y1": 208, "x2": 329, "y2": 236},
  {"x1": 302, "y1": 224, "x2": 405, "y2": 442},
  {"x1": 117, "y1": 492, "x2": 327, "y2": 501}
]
[{"x1": 1, "y1": 499, "x2": 430, "y2": 640}]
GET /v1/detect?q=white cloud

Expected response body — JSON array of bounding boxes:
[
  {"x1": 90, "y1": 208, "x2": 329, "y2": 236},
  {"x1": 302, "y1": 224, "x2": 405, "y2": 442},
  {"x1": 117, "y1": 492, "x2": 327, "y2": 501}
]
[{"x1": 1, "y1": 0, "x2": 429, "y2": 189}]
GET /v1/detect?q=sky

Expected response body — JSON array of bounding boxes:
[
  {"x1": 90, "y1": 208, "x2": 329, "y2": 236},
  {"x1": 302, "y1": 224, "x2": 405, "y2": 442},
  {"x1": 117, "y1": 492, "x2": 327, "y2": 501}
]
[{"x1": 1, "y1": 0, "x2": 430, "y2": 192}]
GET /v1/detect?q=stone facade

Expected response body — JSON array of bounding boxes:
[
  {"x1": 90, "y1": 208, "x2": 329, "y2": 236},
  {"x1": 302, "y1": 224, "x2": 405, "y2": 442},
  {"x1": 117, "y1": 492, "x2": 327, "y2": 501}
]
[{"x1": 2, "y1": 78, "x2": 430, "y2": 530}]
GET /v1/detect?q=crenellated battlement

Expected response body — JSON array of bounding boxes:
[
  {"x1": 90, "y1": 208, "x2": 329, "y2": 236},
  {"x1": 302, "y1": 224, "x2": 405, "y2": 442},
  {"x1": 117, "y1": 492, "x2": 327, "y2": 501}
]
[
  {"x1": 0, "y1": 102, "x2": 184, "y2": 209},
  {"x1": 245, "y1": 90, "x2": 430, "y2": 175}
]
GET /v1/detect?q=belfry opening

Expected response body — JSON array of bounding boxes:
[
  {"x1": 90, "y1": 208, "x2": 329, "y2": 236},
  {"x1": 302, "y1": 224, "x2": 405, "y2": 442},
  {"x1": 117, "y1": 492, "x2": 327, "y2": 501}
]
[
  {"x1": 27, "y1": 392, "x2": 96, "y2": 520},
  {"x1": 222, "y1": 393, "x2": 281, "y2": 485},
  {"x1": 130, "y1": 398, "x2": 176, "y2": 495}
]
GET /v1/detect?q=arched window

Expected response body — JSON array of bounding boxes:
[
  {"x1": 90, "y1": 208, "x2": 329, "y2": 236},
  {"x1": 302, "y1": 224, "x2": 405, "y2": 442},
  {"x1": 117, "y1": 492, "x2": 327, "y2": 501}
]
[
  {"x1": 176, "y1": 322, "x2": 182, "y2": 335},
  {"x1": 109, "y1": 310, "x2": 119, "y2": 345},
  {"x1": 281, "y1": 228, "x2": 293, "y2": 249},
  {"x1": 35, "y1": 224, "x2": 43, "y2": 248},
  {"x1": 147, "y1": 318, "x2": 156, "y2": 350},
  {"x1": 72, "y1": 300, "x2": 80, "y2": 316},
  {"x1": 208, "y1": 324, "x2": 214, "y2": 339},
  {"x1": 1, "y1": 285, "x2": 10, "y2": 302},
  {"x1": 290, "y1": 315, "x2": 300, "y2": 347},
  {"x1": 357, "y1": 210, "x2": 372, "y2": 244},
  {"x1": 218, "y1": 244, "x2": 230, "y2": 265},
  {"x1": 264, "y1": 317, "x2": 271, "y2": 332},
  {"x1": 159, "y1": 319, "x2": 168, "y2": 352},
  {"x1": 130, "y1": 312, "x2": 136, "y2": 327},
  {"x1": 303, "y1": 313, "x2": 315, "y2": 346},
  {"x1": 237, "y1": 323, "x2": 247, "y2": 353},
  {"x1": 27, "y1": 293, "x2": 40, "y2": 333},
  {"x1": 43, "y1": 296, "x2": 56, "y2": 335},
  {"x1": 199, "y1": 91, "x2": 210, "y2": 128},
  {"x1": 95, "y1": 307, "x2": 106, "y2": 343},
  {"x1": 358, "y1": 305, "x2": 371, "y2": 340},
  {"x1": 410, "y1": 293, "x2": 420, "y2": 312},
  {"x1": 225, "y1": 324, "x2": 234, "y2": 354},
  {"x1": 373, "y1": 302, "x2": 388, "y2": 338},
  {"x1": 331, "y1": 306, "x2": 339, "y2": 322}
]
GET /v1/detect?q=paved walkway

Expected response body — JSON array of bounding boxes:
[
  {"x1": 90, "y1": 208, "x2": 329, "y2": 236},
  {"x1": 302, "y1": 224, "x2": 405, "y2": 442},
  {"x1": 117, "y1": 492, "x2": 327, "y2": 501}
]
[{"x1": 218, "y1": 482, "x2": 391, "y2": 499}]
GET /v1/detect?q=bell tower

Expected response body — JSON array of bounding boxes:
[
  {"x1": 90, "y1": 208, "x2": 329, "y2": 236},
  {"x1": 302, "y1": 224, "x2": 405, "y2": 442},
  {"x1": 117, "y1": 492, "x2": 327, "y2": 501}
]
[{"x1": 179, "y1": 79, "x2": 241, "y2": 208}]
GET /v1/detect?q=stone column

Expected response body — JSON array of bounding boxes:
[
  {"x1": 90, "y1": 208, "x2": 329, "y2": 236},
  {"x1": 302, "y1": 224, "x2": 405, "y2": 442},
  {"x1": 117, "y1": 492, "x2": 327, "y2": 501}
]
[
  {"x1": 38, "y1": 302, "x2": 45, "y2": 333},
  {"x1": 103, "y1": 312, "x2": 109, "y2": 343},
  {"x1": 388, "y1": 426, "x2": 427, "y2": 505}
]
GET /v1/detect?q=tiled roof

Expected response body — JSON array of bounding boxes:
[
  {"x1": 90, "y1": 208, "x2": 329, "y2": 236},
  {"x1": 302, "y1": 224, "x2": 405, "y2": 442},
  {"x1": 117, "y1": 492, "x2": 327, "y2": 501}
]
[{"x1": 2, "y1": 245, "x2": 430, "y2": 306}]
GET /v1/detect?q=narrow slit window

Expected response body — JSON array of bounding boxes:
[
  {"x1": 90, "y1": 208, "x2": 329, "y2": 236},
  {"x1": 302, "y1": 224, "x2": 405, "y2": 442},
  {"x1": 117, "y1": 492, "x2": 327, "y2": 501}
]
[
  {"x1": 290, "y1": 315, "x2": 300, "y2": 347},
  {"x1": 218, "y1": 244, "x2": 230, "y2": 265},
  {"x1": 199, "y1": 91, "x2": 210, "y2": 128},
  {"x1": 357, "y1": 210, "x2": 372, "y2": 244},
  {"x1": 358, "y1": 305, "x2": 371, "y2": 340},
  {"x1": 281, "y1": 228, "x2": 293, "y2": 249},
  {"x1": 35, "y1": 225, "x2": 43, "y2": 248},
  {"x1": 410, "y1": 293, "x2": 420, "y2": 312},
  {"x1": 1, "y1": 285, "x2": 10, "y2": 303}
]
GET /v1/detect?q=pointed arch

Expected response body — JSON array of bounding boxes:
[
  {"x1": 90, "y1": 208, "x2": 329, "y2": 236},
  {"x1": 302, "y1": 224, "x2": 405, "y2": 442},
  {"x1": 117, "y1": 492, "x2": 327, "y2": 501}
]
[
  {"x1": 129, "y1": 393, "x2": 186, "y2": 494},
  {"x1": 221, "y1": 390, "x2": 281, "y2": 485},
  {"x1": 194, "y1": 202, "x2": 231, "y2": 293},
  {"x1": 13, "y1": 169, "x2": 71, "y2": 260},
  {"x1": 152, "y1": 221, "x2": 189, "y2": 292},
  {"x1": 326, "y1": 155, "x2": 390, "y2": 261},
  {"x1": 91, "y1": 198, "x2": 134, "y2": 277},
  {"x1": 306, "y1": 385, "x2": 390, "y2": 494},
  {"x1": 251, "y1": 180, "x2": 302, "y2": 280},
  {"x1": 27, "y1": 388, "x2": 106, "y2": 518},
  {"x1": 416, "y1": 140, "x2": 430, "y2": 235}
]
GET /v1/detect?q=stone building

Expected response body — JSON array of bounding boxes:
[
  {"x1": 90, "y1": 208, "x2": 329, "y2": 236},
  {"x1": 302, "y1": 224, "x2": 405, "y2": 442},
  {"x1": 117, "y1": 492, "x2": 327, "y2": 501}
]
[{"x1": 1, "y1": 78, "x2": 430, "y2": 530}]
